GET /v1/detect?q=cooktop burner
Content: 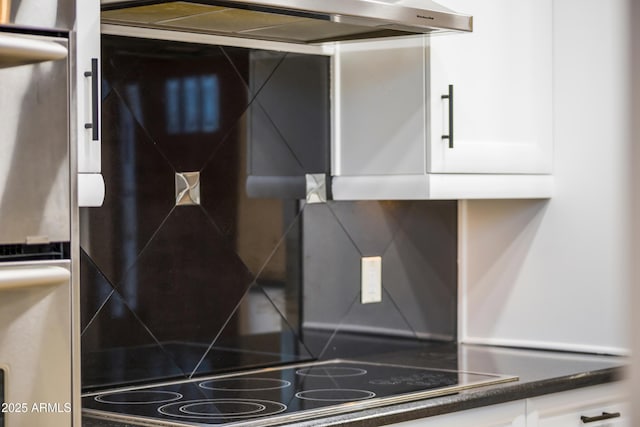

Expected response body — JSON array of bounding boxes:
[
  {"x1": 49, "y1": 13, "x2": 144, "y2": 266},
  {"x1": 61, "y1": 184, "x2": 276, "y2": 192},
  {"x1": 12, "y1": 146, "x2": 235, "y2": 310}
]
[
  {"x1": 199, "y1": 378, "x2": 292, "y2": 392},
  {"x1": 82, "y1": 360, "x2": 517, "y2": 427}
]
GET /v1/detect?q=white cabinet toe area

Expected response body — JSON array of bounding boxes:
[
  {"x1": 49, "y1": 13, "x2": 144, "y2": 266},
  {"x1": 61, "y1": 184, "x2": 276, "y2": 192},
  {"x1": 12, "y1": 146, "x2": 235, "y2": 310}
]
[{"x1": 332, "y1": 0, "x2": 553, "y2": 200}]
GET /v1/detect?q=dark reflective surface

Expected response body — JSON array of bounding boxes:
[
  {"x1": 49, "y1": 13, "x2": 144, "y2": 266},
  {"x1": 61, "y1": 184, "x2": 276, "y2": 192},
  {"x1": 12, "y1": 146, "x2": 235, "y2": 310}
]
[
  {"x1": 83, "y1": 360, "x2": 506, "y2": 425},
  {"x1": 80, "y1": 35, "x2": 458, "y2": 391},
  {"x1": 81, "y1": 36, "x2": 330, "y2": 389},
  {"x1": 301, "y1": 201, "x2": 458, "y2": 358}
]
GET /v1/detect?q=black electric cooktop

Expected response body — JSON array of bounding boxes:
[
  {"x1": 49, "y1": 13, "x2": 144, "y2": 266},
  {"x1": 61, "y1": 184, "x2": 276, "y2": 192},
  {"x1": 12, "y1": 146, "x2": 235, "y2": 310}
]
[{"x1": 82, "y1": 360, "x2": 517, "y2": 427}]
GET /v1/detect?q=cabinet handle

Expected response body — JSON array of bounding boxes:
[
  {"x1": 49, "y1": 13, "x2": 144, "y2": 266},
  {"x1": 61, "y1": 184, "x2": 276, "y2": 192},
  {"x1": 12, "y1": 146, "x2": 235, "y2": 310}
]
[
  {"x1": 441, "y1": 84, "x2": 454, "y2": 149},
  {"x1": 84, "y1": 57, "x2": 99, "y2": 141},
  {"x1": 581, "y1": 412, "x2": 621, "y2": 423}
]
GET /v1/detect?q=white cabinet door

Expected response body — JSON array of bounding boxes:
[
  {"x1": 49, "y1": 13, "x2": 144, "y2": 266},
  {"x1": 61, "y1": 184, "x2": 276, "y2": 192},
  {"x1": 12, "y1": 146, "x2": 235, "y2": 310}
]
[
  {"x1": 333, "y1": 1, "x2": 554, "y2": 199},
  {"x1": 389, "y1": 400, "x2": 526, "y2": 427},
  {"x1": 76, "y1": 0, "x2": 101, "y2": 174},
  {"x1": 76, "y1": 0, "x2": 105, "y2": 207},
  {"x1": 527, "y1": 383, "x2": 629, "y2": 427},
  {"x1": 428, "y1": 0, "x2": 552, "y2": 174}
]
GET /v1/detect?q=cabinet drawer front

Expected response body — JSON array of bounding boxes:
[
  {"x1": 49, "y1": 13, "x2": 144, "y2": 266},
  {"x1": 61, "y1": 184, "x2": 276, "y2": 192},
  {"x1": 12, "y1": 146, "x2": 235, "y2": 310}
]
[
  {"x1": 536, "y1": 402, "x2": 627, "y2": 427},
  {"x1": 390, "y1": 400, "x2": 526, "y2": 427},
  {"x1": 528, "y1": 383, "x2": 629, "y2": 427}
]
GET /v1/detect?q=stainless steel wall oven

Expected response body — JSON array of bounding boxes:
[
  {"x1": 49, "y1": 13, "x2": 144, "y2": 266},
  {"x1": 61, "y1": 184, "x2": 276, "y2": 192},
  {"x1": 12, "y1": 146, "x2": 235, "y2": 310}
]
[{"x1": 0, "y1": 1, "x2": 75, "y2": 426}]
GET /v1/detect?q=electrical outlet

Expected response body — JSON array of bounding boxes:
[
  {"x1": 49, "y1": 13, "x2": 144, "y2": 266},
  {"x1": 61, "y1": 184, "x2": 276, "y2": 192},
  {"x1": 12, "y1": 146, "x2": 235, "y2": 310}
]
[{"x1": 361, "y1": 256, "x2": 382, "y2": 304}]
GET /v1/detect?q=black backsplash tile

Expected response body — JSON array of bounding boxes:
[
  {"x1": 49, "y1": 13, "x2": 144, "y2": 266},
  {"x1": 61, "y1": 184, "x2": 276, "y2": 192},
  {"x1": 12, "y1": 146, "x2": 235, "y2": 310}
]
[
  {"x1": 299, "y1": 204, "x2": 363, "y2": 356},
  {"x1": 106, "y1": 38, "x2": 251, "y2": 172},
  {"x1": 255, "y1": 213, "x2": 303, "y2": 331},
  {"x1": 302, "y1": 201, "x2": 458, "y2": 357},
  {"x1": 192, "y1": 284, "x2": 312, "y2": 377},
  {"x1": 81, "y1": 290, "x2": 185, "y2": 390},
  {"x1": 81, "y1": 35, "x2": 456, "y2": 391},
  {"x1": 252, "y1": 54, "x2": 330, "y2": 173},
  {"x1": 222, "y1": 47, "x2": 286, "y2": 97},
  {"x1": 79, "y1": 249, "x2": 115, "y2": 332},
  {"x1": 118, "y1": 207, "x2": 254, "y2": 346},
  {"x1": 382, "y1": 202, "x2": 458, "y2": 339},
  {"x1": 328, "y1": 201, "x2": 405, "y2": 256},
  {"x1": 80, "y1": 90, "x2": 175, "y2": 289},
  {"x1": 248, "y1": 103, "x2": 305, "y2": 177}
]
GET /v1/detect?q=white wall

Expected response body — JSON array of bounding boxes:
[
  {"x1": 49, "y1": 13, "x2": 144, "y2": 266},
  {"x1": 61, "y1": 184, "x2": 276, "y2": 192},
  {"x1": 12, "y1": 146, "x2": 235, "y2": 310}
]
[
  {"x1": 629, "y1": 0, "x2": 640, "y2": 416},
  {"x1": 460, "y1": 0, "x2": 630, "y2": 354}
]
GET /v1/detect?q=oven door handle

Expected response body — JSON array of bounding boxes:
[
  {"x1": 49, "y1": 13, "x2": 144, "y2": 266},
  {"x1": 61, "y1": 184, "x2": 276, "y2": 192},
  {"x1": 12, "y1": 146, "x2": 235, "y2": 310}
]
[
  {"x1": 0, "y1": 33, "x2": 68, "y2": 69},
  {"x1": 0, "y1": 266, "x2": 70, "y2": 291}
]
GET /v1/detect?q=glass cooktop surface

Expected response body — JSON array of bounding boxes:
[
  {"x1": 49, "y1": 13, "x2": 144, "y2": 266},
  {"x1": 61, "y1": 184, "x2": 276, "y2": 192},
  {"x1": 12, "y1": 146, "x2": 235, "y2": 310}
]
[{"x1": 82, "y1": 359, "x2": 517, "y2": 426}]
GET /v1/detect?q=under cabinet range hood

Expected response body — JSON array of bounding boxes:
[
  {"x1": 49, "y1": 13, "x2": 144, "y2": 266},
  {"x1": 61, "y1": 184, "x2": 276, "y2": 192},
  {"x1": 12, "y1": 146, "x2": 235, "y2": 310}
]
[{"x1": 100, "y1": 0, "x2": 472, "y2": 44}]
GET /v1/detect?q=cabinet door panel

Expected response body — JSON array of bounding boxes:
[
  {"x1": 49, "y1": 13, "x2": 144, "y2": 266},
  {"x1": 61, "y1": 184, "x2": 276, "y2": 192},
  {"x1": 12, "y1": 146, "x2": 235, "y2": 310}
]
[
  {"x1": 428, "y1": 0, "x2": 552, "y2": 174},
  {"x1": 390, "y1": 400, "x2": 526, "y2": 427}
]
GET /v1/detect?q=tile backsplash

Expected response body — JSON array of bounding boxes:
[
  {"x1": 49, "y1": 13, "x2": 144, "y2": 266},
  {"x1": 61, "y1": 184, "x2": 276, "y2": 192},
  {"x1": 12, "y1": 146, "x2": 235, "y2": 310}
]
[
  {"x1": 302, "y1": 200, "x2": 457, "y2": 359},
  {"x1": 80, "y1": 35, "x2": 457, "y2": 391}
]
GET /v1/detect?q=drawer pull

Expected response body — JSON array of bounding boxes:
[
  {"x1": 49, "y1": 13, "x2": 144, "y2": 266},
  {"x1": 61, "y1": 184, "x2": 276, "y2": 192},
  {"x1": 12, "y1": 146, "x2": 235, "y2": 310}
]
[{"x1": 581, "y1": 412, "x2": 621, "y2": 423}]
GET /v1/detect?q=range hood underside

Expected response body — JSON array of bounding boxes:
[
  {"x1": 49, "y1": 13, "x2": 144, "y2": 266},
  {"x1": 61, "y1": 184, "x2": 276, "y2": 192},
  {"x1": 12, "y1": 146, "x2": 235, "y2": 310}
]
[{"x1": 101, "y1": 0, "x2": 472, "y2": 44}]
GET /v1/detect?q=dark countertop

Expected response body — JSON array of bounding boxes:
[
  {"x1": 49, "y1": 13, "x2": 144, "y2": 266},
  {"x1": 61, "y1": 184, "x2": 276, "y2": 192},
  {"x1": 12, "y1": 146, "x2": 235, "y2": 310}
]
[{"x1": 82, "y1": 342, "x2": 626, "y2": 427}]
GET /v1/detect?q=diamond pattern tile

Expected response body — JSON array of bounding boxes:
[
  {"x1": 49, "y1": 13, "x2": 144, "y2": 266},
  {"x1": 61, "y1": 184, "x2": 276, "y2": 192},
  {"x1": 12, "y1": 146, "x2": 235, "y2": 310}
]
[
  {"x1": 247, "y1": 102, "x2": 305, "y2": 177},
  {"x1": 80, "y1": 35, "x2": 459, "y2": 391},
  {"x1": 255, "y1": 208, "x2": 303, "y2": 331},
  {"x1": 300, "y1": 204, "x2": 362, "y2": 356},
  {"x1": 222, "y1": 46, "x2": 286, "y2": 97},
  {"x1": 81, "y1": 290, "x2": 185, "y2": 389},
  {"x1": 327, "y1": 201, "x2": 407, "y2": 256},
  {"x1": 118, "y1": 207, "x2": 254, "y2": 350},
  {"x1": 253, "y1": 53, "x2": 330, "y2": 173},
  {"x1": 316, "y1": 287, "x2": 417, "y2": 359},
  {"x1": 192, "y1": 284, "x2": 313, "y2": 377},
  {"x1": 200, "y1": 119, "x2": 305, "y2": 276},
  {"x1": 109, "y1": 38, "x2": 251, "y2": 172},
  {"x1": 79, "y1": 248, "x2": 115, "y2": 332},
  {"x1": 300, "y1": 201, "x2": 458, "y2": 357},
  {"x1": 80, "y1": 90, "x2": 175, "y2": 288}
]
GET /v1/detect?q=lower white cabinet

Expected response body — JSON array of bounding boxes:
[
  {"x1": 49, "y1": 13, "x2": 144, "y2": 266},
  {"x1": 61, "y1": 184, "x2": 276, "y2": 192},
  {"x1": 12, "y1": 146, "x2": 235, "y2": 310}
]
[
  {"x1": 390, "y1": 400, "x2": 526, "y2": 427},
  {"x1": 388, "y1": 383, "x2": 628, "y2": 427},
  {"x1": 527, "y1": 383, "x2": 629, "y2": 427}
]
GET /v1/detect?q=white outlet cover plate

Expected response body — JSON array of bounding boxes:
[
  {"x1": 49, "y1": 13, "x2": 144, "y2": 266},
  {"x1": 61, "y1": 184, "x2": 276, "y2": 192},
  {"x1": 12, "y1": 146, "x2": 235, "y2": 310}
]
[{"x1": 361, "y1": 256, "x2": 382, "y2": 304}]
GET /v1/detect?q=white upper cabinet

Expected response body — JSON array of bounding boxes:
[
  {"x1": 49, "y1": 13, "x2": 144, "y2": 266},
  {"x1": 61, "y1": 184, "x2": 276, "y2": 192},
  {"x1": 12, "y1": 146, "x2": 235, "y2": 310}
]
[
  {"x1": 76, "y1": 0, "x2": 105, "y2": 206},
  {"x1": 332, "y1": 0, "x2": 553, "y2": 200},
  {"x1": 429, "y1": 0, "x2": 552, "y2": 174}
]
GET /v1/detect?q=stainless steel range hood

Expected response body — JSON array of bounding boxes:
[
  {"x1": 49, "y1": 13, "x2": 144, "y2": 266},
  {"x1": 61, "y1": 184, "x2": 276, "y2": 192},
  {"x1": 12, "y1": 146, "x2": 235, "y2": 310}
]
[{"x1": 100, "y1": 0, "x2": 472, "y2": 44}]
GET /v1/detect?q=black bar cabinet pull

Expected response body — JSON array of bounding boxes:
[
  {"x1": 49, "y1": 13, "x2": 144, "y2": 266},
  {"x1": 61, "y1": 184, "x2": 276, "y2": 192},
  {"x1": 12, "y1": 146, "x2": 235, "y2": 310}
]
[
  {"x1": 83, "y1": 58, "x2": 99, "y2": 141},
  {"x1": 441, "y1": 84, "x2": 454, "y2": 149},
  {"x1": 580, "y1": 411, "x2": 621, "y2": 423}
]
